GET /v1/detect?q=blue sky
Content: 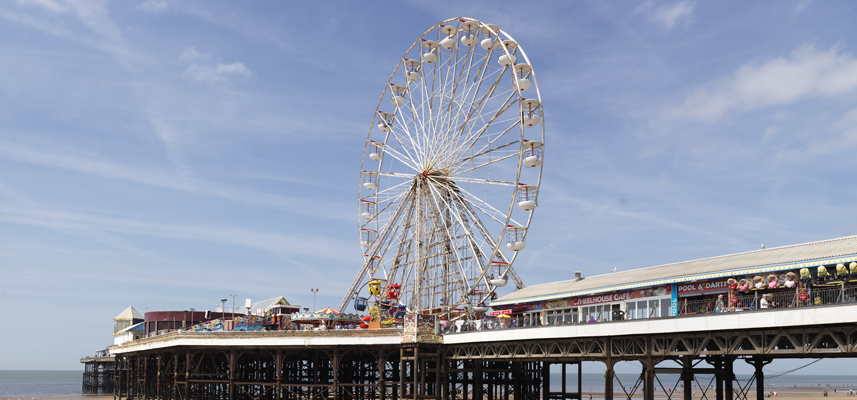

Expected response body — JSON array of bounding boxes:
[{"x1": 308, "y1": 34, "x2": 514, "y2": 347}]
[{"x1": 1, "y1": 0, "x2": 857, "y2": 373}]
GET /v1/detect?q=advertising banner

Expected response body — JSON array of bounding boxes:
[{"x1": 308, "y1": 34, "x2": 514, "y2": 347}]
[{"x1": 677, "y1": 280, "x2": 730, "y2": 296}]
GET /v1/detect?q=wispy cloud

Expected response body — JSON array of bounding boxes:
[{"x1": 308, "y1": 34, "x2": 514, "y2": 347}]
[
  {"x1": 178, "y1": 46, "x2": 211, "y2": 62},
  {"x1": 0, "y1": 203, "x2": 355, "y2": 264},
  {"x1": 795, "y1": 0, "x2": 812, "y2": 14},
  {"x1": 0, "y1": 138, "x2": 352, "y2": 221},
  {"x1": 184, "y1": 62, "x2": 252, "y2": 82},
  {"x1": 136, "y1": 0, "x2": 168, "y2": 13},
  {"x1": 636, "y1": 1, "x2": 696, "y2": 31},
  {"x1": 664, "y1": 44, "x2": 857, "y2": 121}
]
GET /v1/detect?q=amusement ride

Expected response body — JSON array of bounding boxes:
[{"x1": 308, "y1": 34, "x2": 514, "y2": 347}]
[{"x1": 337, "y1": 17, "x2": 545, "y2": 328}]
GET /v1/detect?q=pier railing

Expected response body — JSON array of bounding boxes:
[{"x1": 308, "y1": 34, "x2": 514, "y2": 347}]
[
  {"x1": 443, "y1": 284, "x2": 857, "y2": 334},
  {"x1": 116, "y1": 326, "x2": 402, "y2": 348}
]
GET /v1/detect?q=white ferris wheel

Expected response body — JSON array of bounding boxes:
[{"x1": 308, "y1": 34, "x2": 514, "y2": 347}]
[{"x1": 338, "y1": 17, "x2": 545, "y2": 321}]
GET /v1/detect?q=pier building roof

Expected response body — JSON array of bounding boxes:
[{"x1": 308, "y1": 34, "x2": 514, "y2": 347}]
[
  {"x1": 235, "y1": 296, "x2": 299, "y2": 316},
  {"x1": 114, "y1": 306, "x2": 143, "y2": 320},
  {"x1": 492, "y1": 235, "x2": 857, "y2": 306}
]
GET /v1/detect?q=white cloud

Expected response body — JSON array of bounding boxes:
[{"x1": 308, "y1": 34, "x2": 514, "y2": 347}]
[
  {"x1": 775, "y1": 106, "x2": 857, "y2": 160},
  {"x1": 637, "y1": 0, "x2": 695, "y2": 31},
  {"x1": 795, "y1": 0, "x2": 812, "y2": 14},
  {"x1": 17, "y1": 0, "x2": 65, "y2": 13},
  {"x1": 137, "y1": 0, "x2": 168, "y2": 13},
  {"x1": 665, "y1": 45, "x2": 857, "y2": 121},
  {"x1": 178, "y1": 46, "x2": 210, "y2": 62},
  {"x1": 6, "y1": 0, "x2": 133, "y2": 62},
  {"x1": 184, "y1": 61, "x2": 252, "y2": 82}
]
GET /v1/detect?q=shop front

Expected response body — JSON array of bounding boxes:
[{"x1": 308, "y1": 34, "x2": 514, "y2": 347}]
[
  {"x1": 539, "y1": 286, "x2": 672, "y2": 324},
  {"x1": 676, "y1": 279, "x2": 731, "y2": 315}
]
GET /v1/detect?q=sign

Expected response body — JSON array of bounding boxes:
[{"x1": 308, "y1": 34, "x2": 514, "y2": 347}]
[
  {"x1": 401, "y1": 314, "x2": 442, "y2": 344},
  {"x1": 571, "y1": 286, "x2": 670, "y2": 307},
  {"x1": 677, "y1": 280, "x2": 729, "y2": 296},
  {"x1": 543, "y1": 299, "x2": 570, "y2": 310},
  {"x1": 488, "y1": 309, "x2": 512, "y2": 316}
]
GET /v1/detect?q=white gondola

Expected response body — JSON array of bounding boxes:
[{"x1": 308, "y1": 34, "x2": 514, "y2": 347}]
[
  {"x1": 459, "y1": 20, "x2": 478, "y2": 47},
  {"x1": 472, "y1": 304, "x2": 489, "y2": 313},
  {"x1": 389, "y1": 84, "x2": 406, "y2": 105},
  {"x1": 498, "y1": 40, "x2": 518, "y2": 66},
  {"x1": 361, "y1": 229, "x2": 377, "y2": 248},
  {"x1": 521, "y1": 98, "x2": 541, "y2": 127},
  {"x1": 522, "y1": 140, "x2": 543, "y2": 167},
  {"x1": 365, "y1": 254, "x2": 382, "y2": 274},
  {"x1": 377, "y1": 111, "x2": 394, "y2": 132},
  {"x1": 506, "y1": 225, "x2": 527, "y2": 251},
  {"x1": 513, "y1": 63, "x2": 532, "y2": 92},
  {"x1": 421, "y1": 39, "x2": 438, "y2": 63},
  {"x1": 439, "y1": 25, "x2": 456, "y2": 50},
  {"x1": 403, "y1": 59, "x2": 421, "y2": 82},
  {"x1": 489, "y1": 261, "x2": 509, "y2": 287},
  {"x1": 362, "y1": 171, "x2": 379, "y2": 190},
  {"x1": 480, "y1": 23, "x2": 500, "y2": 50},
  {"x1": 368, "y1": 140, "x2": 384, "y2": 161},
  {"x1": 516, "y1": 185, "x2": 538, "y2": 211},
  {"x1": 360, "y1": 200, "x2": 376, "y2": 219}
]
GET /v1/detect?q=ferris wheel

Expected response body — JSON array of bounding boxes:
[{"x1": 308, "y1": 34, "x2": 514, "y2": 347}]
[{"x1": 338, "y1": 17, "x2": 545, "y2": 321}]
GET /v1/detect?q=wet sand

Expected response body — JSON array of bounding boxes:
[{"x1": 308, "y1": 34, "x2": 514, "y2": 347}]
[{"x1": 578, "y1": 387, "x2": 855, "y2": 399}]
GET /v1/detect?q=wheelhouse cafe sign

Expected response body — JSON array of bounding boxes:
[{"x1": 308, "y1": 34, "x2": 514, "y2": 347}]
[{"x1": 543, "y1": 286, "x2": 670, "y2": 309}]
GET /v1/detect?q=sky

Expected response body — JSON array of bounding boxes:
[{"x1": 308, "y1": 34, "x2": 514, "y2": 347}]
[{"x1": 1, "y1": 0, "x2": 856, "y2": 373}]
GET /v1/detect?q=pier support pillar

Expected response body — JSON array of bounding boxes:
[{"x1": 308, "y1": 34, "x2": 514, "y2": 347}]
[
  {"x1": 746, "y1": 356, "x2": 772, "y2": 400},
  {"x1": 643, "y1": 358, "x2": 655, "y2": 400},
  {"x1": 725, "y1": 356, "x2": 734, "y2": 400},
  {"x1": 603, "y1": 359, "x2": 616, "y2": 400},
  {"x1": 706, "y1": 356, "x2": 725, "y2": 400},
  {"x1": 542, "y1": 362, "x2": 550, "y2": 400},
  {"x1": 683, "y1": 355, "x2": 693, "y2": 400}
]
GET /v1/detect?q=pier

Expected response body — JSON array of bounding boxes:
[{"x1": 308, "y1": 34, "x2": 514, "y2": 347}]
[{"x1": 107, "y1": 302, "x2": 857, "y2": 400}]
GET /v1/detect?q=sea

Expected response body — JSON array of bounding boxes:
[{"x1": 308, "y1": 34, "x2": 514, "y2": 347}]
[
  {"x1": 1, "y1": 370, "x2": 855, "y2": 398},
  {"x1": 0, "y1": 371, "x2": 85, "y2": 398}
]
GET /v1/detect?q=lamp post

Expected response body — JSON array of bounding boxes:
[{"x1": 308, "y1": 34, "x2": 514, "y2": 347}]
[
  {"x1": 230, "y1": 294, "x2": 237, "y2": 322},
  {"x1": 311, "y1": 288, "x2": 319, "y2": 311},
  {"x1": 220, "y1": 299, "x2": 227, "y2": 319}
]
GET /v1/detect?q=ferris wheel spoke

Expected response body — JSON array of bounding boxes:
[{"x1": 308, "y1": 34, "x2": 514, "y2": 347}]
[
  {"x1": 383, "y1": 145, "x2": 422, "y2": 173},
  {"x1": 424, "y1": 183, "x2": 480, "y2": 292},
  {"x1": 367, "y1": 180, "x2": 413, "y2": 203},
  {"x1": 440, "y1": 176, "x2": 518, "y2": 187},
  {"x1": 451, "y1": 142, "x2": 521, "y2": 177},
  {"x1": 444, "y1": 192, "x2": 506, "y2": 291},
  {"x1": 424, "y1": 49, "x2": 484, "y2": 169},
  {"x1": 435, "y1": 90, "x2": 518, "y2": 171},
  {"x1": 386, "y1": 128, "x2": 424, "y2": 170},
  {"x1": 447, "y1": 92, "x2": 519, "y2": 165},
  {"x1": 453, "y1": 184, "x2": 522, "y2": 226},
  {"x1": 420, "y1": 191, "x2": 469, "y2": 308},
  {"x1": 431, "y1": 48, "x2": 477, "y2": 166},
  {"x1": 457, "y1": 196, "x2": 525, "y2": 290}
]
